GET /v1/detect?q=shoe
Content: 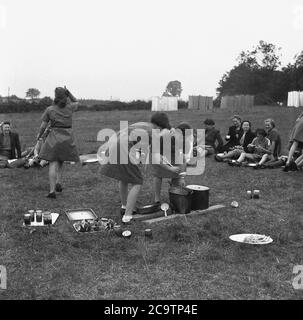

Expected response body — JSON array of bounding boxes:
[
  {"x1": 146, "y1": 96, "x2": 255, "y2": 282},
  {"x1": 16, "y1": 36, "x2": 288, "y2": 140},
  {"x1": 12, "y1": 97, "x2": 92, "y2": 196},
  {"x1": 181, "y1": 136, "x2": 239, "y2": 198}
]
[
  {"x1": 122, "y1": 215, "x2": 133, "y2": 224},
  {"x1": 289, "y1": 161, "x2": 298, "y2": 171},
  {"x1": 55, "y1": 183, "x2": 63, "y2": 192},
  {"x1": 228, "y1": 160, "x2": 235, "y2": 166},
  {"x1": 283, "y1": 165, "x2": 290, "y2": 172},
  {"x1": 47, "y1": 192, "x2": 56, "y2": 199},
  {"x1": 234, "y1": 161, "x2": 242, "y2": 167},
  {"x1": 253, "y1": 164, "x2": 260, "y2": 170},
  {"x1": 215, "y1": 155, "x2": 223, "y2": 162}
]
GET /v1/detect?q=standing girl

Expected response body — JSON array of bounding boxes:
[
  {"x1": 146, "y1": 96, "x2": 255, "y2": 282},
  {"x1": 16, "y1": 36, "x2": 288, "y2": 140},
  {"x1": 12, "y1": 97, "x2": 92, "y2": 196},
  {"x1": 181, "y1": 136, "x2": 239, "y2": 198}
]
[{"x1": 36, "y1": 87, "x2": 79, "y2": 198}]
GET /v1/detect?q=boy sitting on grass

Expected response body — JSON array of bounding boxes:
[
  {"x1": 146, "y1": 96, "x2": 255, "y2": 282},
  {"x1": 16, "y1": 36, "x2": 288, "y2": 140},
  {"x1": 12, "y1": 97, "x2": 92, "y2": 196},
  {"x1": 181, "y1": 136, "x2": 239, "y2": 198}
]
[{"x1": 230, "y1": 128, "x2": 271, "y2": 167}]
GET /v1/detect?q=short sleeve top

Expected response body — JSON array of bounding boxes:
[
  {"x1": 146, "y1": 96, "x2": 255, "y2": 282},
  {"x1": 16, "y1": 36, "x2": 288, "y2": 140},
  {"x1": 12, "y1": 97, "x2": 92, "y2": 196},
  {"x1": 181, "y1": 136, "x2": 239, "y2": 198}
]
[
  {"x1": 267, "y1": 128, "x2": 281, "y2": 157},
  {"x1": 41, "y1": 102, "x2": 77, "y2": 128}
]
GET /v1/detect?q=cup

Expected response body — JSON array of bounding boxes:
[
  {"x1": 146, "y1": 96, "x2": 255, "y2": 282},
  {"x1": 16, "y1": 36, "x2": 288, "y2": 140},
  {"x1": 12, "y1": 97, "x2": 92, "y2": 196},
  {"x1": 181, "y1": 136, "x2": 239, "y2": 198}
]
[
  {"x1": 36, "y1": 210, "x2": 43, "y2": 223},
  {"x1": 247, "y1": 190, "x2": 252, "y2": 199},
  {"x1": 253, "y1": 190, "x2": 260, "y2": 199},
  {"x1": 114, "y1": 225, "x2": 123, "y2": 237},
  {"x1": 24, "y1": 214, "x2": 31, "y2": 226},
  {"x1": 226, "y1": 135, "x2": 231, "y2": 140},
  {"x1": 43, "y1": 212, "x2": 52, "y2": 225},
  {"x1": 28, "y1": 210, "x2": 35, "y2": 222},
  {"x1": 145, "y1": 229, "x2": 153, "y2": 239}
]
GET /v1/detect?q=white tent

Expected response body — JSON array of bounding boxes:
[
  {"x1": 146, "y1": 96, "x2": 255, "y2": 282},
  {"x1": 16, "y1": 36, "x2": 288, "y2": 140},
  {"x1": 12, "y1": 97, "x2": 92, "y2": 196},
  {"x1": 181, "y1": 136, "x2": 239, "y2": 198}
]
[
  {"x1": 151, "y1": 96, "x2": 178, "y2": 111},
  {"x1": 287, "y1": 91, "x2": 303, "y2": 108}
]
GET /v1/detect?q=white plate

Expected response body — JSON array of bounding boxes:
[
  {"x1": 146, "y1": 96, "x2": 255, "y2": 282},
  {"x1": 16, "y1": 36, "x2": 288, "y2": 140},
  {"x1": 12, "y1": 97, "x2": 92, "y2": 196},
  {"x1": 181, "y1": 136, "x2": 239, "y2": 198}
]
[
  {"x1": 247, "y1": 163, "x2": 257, "y2": 167},
  {"x1": 229, "y1": 234, "x2": 273, "y2": 244},
  {"x1": 186, "y1": 185, "x2": 209, "y2": 191},
  {"x1": 84, "y1": 158, "x2": 98, "y2": 163},
  {"x1": 23, "y1": 213, "x2": 60, "y2": 227},
  {"x1": 80, "y1": 154, "x2": 98, "y2": 164},
  {"x1": 216, "y1": 153, "x2": 225, "y2": 157}
]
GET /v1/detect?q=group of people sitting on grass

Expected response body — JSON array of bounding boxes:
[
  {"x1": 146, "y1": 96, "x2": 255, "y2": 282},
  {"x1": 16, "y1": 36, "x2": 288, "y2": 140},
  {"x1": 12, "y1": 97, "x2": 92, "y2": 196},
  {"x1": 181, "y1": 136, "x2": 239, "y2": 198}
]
[
  {"x1": 211, "y1": 115, "x2": 284, "y2": 169},
  {"x1": 0, "y1": 121, "x2": 49, "y2": 169},
  {"x1": 1, "y1": 110, "x2": 303, "y2": 174},
  {"x1": 206, "y1": 114, "x2": 303, "y2": 171}
]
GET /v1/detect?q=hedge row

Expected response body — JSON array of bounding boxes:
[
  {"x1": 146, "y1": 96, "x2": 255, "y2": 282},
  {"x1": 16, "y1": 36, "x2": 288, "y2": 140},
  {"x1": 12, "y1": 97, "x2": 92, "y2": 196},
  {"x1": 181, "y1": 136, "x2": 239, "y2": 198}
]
[{"x1": 0, "y1": 100, "x2": 188, "y2": 113}]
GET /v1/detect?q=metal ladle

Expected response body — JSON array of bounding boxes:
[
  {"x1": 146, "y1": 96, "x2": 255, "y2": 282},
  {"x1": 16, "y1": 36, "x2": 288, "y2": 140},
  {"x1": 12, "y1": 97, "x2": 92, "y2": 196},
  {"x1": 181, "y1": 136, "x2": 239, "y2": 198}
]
[{"x1": 161, "y1": 203, "x2": 169, "y2": 217}]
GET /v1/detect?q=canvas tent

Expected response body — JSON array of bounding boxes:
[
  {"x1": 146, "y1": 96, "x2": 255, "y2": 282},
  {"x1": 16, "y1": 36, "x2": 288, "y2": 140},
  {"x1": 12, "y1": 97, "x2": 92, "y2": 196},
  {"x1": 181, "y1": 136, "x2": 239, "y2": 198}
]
[
  {"x1": 220, "y1": 95, "x2": 254, "y2": 110},
  {"x1": 188, "y1": 96, "x2": 213, "y2": 110},
  {"x1": 151, "y1": 96, "x2": 178, "y2": 111},
  {"x1": 287, "y1": 91, "x2": 303, "y2": 108}
]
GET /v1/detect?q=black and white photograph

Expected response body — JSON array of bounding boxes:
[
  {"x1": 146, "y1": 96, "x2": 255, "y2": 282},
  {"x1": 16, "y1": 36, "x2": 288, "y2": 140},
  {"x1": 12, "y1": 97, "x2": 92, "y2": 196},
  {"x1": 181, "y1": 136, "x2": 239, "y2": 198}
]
[{"x1": 0, "y1": 0, "x2": 303, "y2": 305}]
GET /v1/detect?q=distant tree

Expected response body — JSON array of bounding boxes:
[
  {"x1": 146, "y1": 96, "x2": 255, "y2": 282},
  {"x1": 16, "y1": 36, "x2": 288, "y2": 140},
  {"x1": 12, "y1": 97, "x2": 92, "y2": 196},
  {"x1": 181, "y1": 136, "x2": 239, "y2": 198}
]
[
  {"x1": 162, "y1": 80, "x2": 182, "y2": 97},
  {"x1": 26, "y1": 88, "x2": 40, "y2": 100},
  {"x1": 217, "y1": 41, "x2": 286, "y2": 104},
  {"x1": 237, "y1": 40, "x2": 282, "y2": 70},
  {"x1": 294, "y1": 51, "x2": 303, "y2": 68}
]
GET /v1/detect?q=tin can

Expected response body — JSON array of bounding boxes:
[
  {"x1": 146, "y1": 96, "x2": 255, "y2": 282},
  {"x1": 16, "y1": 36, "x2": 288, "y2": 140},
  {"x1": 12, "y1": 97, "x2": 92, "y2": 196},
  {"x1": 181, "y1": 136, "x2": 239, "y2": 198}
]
[
  {"x1": 24, "y1": 214, "x2": 31, "y2": 226},
  {"x1": 253, "y1": 190, "x2": 260, "y2": 199},
  {"x1": 36, "y1": 210, "x2": 43, "y2": 223},
  {"x1": 114, "y1": 225, "x2": 123, "y2": 237},
  {"x1": 28, "y1": 210, "x2": 35, "y2": 222},
  {"x1": 145, "y1": 229, "x2": 153, "y2": 239},
  {"x1": 43, "y1": 212, "x2": 52, "y2": 225},
  {"x1": 247, "y1": 190, "x2": 252, "y2": 199},
  {"x1": 122, "y1": 230, "x2": 132, "y2": 238}
]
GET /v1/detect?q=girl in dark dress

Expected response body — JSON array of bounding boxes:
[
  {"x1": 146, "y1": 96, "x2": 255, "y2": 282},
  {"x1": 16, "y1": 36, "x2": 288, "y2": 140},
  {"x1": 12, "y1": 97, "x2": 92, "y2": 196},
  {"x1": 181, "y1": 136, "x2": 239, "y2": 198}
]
[
  {"x1": 36, "y1": 87, "x2": 79, "y2": 198},
  {"x1": 99, "y1": 112, "x2": 171, "y2": 223},
  {"x1": 215, "y1": 120, "x2": 255, "y2": 161},
  {"x1": 221, "y1": 115, "x2": 243, "y2": 152}
]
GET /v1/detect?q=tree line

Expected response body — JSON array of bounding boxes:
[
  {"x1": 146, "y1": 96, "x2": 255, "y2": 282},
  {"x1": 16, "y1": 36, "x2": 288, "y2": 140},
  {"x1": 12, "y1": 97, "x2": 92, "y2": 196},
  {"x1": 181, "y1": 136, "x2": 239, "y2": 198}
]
[{"x1": 216, "y1": 40, "x2": 303, "y2": 105}]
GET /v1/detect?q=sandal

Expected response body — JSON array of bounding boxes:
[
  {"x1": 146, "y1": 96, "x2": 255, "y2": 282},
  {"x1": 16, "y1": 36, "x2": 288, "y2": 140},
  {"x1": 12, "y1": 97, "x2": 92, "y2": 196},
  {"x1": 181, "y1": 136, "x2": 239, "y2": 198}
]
[
  {"x1": 122, "y1": 215, "x2": 133, "y2": 224},
  {"x1": 46, "y1": 192, "x2": 56, "y2": 199}
]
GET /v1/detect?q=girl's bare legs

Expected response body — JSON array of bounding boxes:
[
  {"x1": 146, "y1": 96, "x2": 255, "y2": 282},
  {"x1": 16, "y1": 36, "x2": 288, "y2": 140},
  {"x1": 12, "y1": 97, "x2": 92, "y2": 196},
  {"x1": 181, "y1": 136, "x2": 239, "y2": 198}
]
[
  {"x1": 258, "y1": 154, "x2": 269, "y2": 165},
  {"x1": 236, "y1": 152, "x2": 247, "y2": 163},
  {"x1": 295, "y1": 154, "x2": 303, "y2": 167},
  {"x1": 124, "y1": 184, "x2": 142, "y2": 218},
  {"x1": 49, "y1": 161, "x2": 58, "y2": 193},
  {"x1": 286, "y1": 141, "x2": 299, "y2": 166},
  {"x1": 221, "y1": 149, "x2": 238, "y2": 159},
  {"x1": 119, "y1": 181, "x2": 128, "y2": 207},
  {"x1": 56, "y1": 161, "x2": 64, "y2": 185}
]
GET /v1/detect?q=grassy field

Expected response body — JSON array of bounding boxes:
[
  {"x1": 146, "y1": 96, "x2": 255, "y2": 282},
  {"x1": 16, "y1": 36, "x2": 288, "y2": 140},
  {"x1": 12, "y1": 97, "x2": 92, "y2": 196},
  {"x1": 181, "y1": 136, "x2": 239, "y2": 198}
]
[{"x1": 0, "y1": 106, "x2": 303, "y2": 300}]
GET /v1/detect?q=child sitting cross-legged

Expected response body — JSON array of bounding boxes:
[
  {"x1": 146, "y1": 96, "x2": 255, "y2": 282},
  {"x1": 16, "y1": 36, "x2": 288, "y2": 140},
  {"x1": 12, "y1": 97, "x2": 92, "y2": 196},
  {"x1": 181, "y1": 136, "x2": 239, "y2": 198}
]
[{"x1": 230, "y1": 128, "x2": 271, "y2": 167}]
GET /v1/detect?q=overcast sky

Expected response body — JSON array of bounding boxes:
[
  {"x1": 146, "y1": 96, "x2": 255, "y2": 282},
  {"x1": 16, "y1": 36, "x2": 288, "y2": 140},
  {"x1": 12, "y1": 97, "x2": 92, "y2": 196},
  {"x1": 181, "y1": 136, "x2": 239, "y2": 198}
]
[{"x1": 0, "y1": 0, "x2": 302, "y2": 100}]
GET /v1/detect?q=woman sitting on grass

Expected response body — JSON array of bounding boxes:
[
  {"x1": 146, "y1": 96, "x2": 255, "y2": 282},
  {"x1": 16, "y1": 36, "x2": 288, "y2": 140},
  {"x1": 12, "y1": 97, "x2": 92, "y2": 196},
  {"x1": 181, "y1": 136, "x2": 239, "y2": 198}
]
[
  {"x1": 196, "y1": 119, "x2": 223, "y2": 157},
  {"x1": 230, "y1": 128, "x2": 271, "y2": 167},
  {"x1": 215, "y1": 120, "x2": 255, "y2": 162},
  {"x1": 221, "y1": 115, "x2": 243, "y2": 152}
]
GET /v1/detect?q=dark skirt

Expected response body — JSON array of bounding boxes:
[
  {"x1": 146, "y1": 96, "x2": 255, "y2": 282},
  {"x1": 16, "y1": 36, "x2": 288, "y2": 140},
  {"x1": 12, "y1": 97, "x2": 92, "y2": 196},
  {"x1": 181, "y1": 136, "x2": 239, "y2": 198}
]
[
  {"x1": 39, "y1": 128, "x2": 79, "y2": 162},
  {"x1": 100, "y1": 163, "x2": 143, "y2": 185},
  {"x1": 289, "y1": 118, "x2": 303, "y2": 144}
]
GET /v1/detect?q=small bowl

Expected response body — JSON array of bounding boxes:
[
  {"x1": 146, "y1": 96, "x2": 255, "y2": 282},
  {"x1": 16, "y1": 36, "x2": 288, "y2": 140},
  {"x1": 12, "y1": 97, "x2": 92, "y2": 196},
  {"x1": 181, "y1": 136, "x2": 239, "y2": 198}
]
[{"x1": 122, "y1": 230, "x2": 132, "y2": 238}]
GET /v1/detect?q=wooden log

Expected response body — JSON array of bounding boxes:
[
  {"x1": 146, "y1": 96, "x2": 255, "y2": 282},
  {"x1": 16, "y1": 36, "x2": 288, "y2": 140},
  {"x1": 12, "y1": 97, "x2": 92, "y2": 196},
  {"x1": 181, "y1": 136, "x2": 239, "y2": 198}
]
[{"x1": 143, "y1": 204, "x2": 225, "y2": 224}]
